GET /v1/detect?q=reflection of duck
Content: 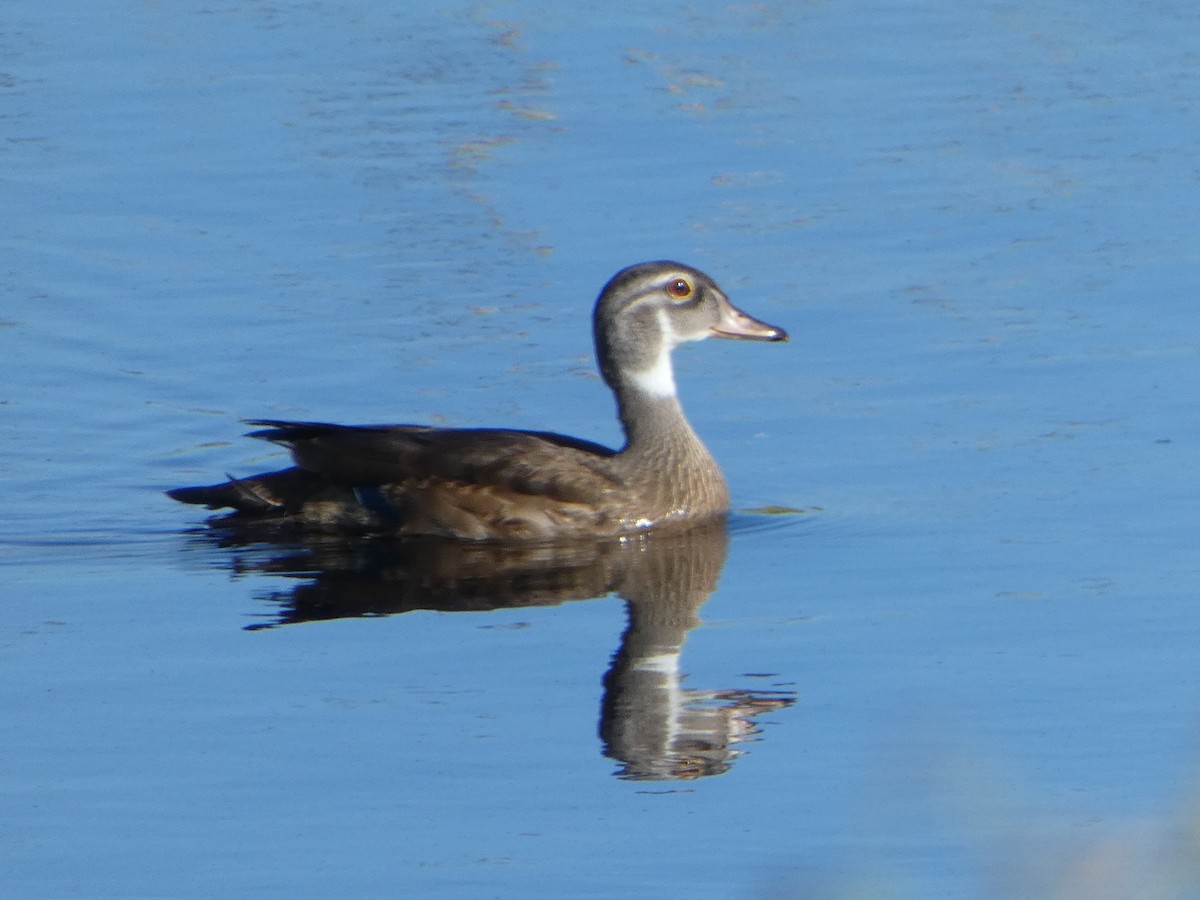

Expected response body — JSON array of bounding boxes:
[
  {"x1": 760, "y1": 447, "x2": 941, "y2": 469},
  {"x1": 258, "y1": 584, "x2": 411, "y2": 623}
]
[
  {"x1": 599, "y1": 524, "x2": 795, "y2": 781},
  {"x1": 192, "y1": 521, "x2": 794, "y2": 780},
  {"x1": 168, "y1": 261, "x2": 786, "y2": 541}
]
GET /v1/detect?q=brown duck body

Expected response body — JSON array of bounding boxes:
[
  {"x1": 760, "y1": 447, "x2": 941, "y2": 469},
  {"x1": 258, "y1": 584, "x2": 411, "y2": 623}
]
[{"x1": 168, "y1": 261, "x2": 786, "y2": 542}]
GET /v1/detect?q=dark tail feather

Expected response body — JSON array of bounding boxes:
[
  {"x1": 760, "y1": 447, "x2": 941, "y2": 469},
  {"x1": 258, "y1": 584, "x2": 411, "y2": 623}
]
[
  {"x1": 244, "y1": 419, "x2": 362, "y2": 443},
  {"x1": 166, "y1": 467, "x2": 312, "y2": 514}
]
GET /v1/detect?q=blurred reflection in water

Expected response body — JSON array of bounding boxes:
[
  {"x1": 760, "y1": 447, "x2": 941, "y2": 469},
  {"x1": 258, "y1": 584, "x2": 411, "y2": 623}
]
[
  {"x1": 765, "y1": 784, "x2": 1200, "y2": 900},
  {"x1": 180, "y1": 521, "x2": 795, "y2": 781}
]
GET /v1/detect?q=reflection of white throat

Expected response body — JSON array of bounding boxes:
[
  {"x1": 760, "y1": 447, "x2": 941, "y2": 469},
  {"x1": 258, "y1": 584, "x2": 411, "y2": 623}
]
[{"x1": 629, "y1": 348, "x2": 676, "y2": 397}]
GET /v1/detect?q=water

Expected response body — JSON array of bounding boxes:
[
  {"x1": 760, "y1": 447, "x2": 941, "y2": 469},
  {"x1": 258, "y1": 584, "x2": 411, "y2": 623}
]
[{"x1": 4, "y1": 2, "x2": 1200, "y2": 898}]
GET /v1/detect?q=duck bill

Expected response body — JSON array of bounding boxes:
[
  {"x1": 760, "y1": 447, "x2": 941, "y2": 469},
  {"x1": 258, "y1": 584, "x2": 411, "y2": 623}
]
[{"x1": 710, "y1": 299, "x2": 789, "y2": 342}]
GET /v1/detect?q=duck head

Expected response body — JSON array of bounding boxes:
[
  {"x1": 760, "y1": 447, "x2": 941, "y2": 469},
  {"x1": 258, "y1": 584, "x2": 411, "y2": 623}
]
[{"x1": 593, "y1": 261, "x2": 788, "y2": 398}]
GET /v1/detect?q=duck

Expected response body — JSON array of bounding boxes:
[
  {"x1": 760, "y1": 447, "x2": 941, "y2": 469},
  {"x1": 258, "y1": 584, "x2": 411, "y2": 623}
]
[{"x1": 167, "y1": 261, "x2": 787, "y2": 541}]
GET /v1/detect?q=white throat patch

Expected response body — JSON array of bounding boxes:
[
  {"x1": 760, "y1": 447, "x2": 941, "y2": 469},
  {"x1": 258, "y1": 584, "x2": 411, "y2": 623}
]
[
  {"x1": 629, "y1": 348, "x2": 677, "y2": 397},
  {"x1": 628, "y1": 308, "x2": 690, "y2": 398}
]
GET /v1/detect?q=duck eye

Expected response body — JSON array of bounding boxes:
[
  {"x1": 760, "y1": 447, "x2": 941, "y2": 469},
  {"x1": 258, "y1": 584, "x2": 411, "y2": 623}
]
[{"x1": 667, "y1": 278, "x2": 693, "y2": 300}]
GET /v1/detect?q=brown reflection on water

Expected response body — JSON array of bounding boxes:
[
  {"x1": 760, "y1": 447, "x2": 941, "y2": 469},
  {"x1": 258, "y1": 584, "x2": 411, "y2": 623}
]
[{"x1": 183, "y1": 521, "x2": 795, "y2": 781}]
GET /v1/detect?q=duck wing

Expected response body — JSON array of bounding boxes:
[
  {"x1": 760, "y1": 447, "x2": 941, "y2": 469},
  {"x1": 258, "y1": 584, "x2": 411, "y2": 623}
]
[
  {"x1": 245, "y1": 419, "x2": 622, "y2": 506},
  {"x1": 170, "y1": 421, "x2": 631, "y2": 540}
]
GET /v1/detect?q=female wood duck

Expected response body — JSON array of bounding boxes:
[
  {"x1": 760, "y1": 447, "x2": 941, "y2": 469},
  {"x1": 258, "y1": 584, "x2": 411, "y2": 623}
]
[{"x1": 168, "y1": 261, "x2": 787, "y2": 541}]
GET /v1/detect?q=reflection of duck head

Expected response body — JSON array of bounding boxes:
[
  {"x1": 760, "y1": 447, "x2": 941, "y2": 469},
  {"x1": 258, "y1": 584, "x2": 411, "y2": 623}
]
[
  {"x1": 184, "y1": 519, "x2": 793, "y2": 780},
  {"x1": 599, "y1": 521, "x2": 795, "y2": 780}
]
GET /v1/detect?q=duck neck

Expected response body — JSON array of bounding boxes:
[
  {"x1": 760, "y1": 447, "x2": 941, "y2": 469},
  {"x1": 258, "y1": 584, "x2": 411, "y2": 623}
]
[
  {"x1": 597, "y1": 321, "x2": 727, "y2": 511},
  {"x1": 615, "y1": 383, "x2": 696, "y2": 453},
  {"x1": 610, "y1": 378, "x2": 729, "y2": 520},
  {"x1": 612, "y1": 373, "x2": 722, "y2": 478}
]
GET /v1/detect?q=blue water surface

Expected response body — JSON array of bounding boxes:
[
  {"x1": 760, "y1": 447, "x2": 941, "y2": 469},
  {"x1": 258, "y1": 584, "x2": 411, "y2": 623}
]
[{"x1": 4, "y1": 2, "x2": 1200, "y2": 898}]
